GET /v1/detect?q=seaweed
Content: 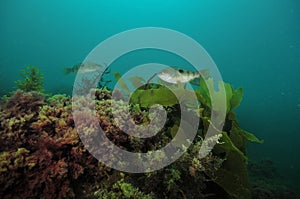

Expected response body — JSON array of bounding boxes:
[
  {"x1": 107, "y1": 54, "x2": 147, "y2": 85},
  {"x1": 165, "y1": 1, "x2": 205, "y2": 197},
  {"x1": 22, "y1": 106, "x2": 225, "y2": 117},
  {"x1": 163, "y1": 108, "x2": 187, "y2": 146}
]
[
  {"x1": 195, "y1": 77, "x2": 262, "y2": 199},
  {"x1": 130, "y1": 85, "x2": 179, "y2": 107},
  {"x1": 128, "y1": 76, "x2": 146, "y2": 89},
  {"x1": 122, "y1": 74, "x2": 262, "y2": 199},
  {"x1": 211, "y1": 132, "x2": 251, "y2": 198},
  {"x1": 16, "y1": 65, "x2": 44, "y2": 92},
  {"x1": 112, "y1": 72, "x2": 130, "y2": 95},
  {"x1": 0, "y1": 70, "x2": 264, "y2": 198},
  {"x1": 0, "y1": 91, "x2": 112, "y2": 199},
  {"x1": 196, "y1": 77, "x2": 243, "y2": 113},
  {"x1": 94, "y1": 173, "x2": 153, "y2": 199}
]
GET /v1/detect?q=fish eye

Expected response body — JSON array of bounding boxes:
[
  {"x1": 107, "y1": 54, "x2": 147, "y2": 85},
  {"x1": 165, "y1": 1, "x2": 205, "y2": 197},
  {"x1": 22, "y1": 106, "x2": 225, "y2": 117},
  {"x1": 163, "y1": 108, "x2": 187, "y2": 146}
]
[{"x1": 178, "y1": 69, "x2": 184, "y2": 73}]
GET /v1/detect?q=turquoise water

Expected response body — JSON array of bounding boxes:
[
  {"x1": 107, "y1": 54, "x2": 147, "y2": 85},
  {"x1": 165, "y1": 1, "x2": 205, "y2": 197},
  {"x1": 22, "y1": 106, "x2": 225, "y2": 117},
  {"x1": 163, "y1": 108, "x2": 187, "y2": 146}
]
[{"x1": 1, "y1": 0, "x2": 299, "y2": 195}]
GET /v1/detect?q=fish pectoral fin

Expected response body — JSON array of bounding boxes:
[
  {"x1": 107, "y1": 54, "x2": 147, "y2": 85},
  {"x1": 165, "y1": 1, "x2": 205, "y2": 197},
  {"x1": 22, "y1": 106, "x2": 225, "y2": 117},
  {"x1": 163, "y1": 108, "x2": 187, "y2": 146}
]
[
  {"x1": 158, "y1": 78, "x2": 174, "y2": 87},
  {"x1": 177, "y1": 81, "x2": 185, "y2": 90}
]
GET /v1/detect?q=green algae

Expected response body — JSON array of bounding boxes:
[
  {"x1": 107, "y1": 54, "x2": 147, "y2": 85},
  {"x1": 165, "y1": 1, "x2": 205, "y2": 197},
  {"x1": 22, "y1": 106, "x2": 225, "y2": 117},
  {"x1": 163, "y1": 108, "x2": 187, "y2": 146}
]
[
  {"x1": 112, "y1": 72, "x2": 130, "y2": 95},
  {"x1": 16, "y1": 65, "x2": 44, "y2": 92},
  {"x1": 125, "y1": 75, "x2": 262, "y2": 199},
  {"x1": 130, "y1": 85, "x2": 179, "y2": 107},
  {"x1": 196, "y1": 77, "x2": 243, "y2": 113},
  {"x1": 94, "y1": 173, "x2": 153, "y2": 199}
]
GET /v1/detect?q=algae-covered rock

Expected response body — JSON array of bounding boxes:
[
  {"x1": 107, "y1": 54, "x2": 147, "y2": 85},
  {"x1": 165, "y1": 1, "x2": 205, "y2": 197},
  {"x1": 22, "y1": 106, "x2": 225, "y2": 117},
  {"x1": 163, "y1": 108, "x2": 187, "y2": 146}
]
[
  {"x1": 94, "y1": 173, "x2": 153, "y2": 199},
  {"x1": 249, "y1": 160, "x2": 297, "y2": 199},
  {"x1": 0, "y1": 76, "x2": 263, "y2": 199}
]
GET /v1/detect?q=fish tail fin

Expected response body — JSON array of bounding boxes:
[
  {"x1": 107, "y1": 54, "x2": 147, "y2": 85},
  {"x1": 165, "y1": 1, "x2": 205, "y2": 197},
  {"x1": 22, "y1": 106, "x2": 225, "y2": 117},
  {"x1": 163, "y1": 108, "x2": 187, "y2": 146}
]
[
  {"x1": 190, "y1": 78, "x2": 200, "y2": 86},
  {"x1": 199, "y1": 69, "x2": 210, "y2": 79},
  {"x1": 63, "y1": 67, "x2": 72, "y2": 75}
]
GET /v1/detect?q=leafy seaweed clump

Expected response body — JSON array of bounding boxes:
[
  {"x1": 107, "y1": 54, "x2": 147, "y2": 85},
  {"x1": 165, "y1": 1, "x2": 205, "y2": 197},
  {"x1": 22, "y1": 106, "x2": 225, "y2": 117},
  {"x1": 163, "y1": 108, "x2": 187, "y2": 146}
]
[
  {"x1": 126, "y1": 75, "x2": 263, "y2": 199},
  {"x1": 0, "y1": 91, "x2": 112, "y2": 198},
  {"x1": 16, "y1": 65, "x2": 44, "y2": 92},
  {"x1": 94, "y1": 173, "x2": 153, "y2": 199}
]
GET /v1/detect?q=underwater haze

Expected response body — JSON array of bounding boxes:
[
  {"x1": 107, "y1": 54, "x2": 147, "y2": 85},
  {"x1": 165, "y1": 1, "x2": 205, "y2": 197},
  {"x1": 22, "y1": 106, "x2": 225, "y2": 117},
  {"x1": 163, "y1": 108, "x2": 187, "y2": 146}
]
[{"x1": 1, "y1": 0, "x2": 300, "y2": 198}]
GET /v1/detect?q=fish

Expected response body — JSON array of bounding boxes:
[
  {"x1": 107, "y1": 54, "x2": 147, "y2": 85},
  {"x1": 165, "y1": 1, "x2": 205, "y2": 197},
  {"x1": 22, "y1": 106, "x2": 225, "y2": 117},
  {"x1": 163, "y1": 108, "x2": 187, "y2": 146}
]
[
  {"x1": 157, "y1": 66, "x2": 210, "y2": 84},
  {"x1": 63, "y1": 61, "x2": 103, "y2": 74}
]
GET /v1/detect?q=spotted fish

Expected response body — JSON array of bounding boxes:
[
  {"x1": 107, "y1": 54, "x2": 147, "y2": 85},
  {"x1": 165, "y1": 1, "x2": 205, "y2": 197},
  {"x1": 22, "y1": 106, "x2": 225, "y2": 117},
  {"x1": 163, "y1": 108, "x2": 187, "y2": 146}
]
[
  {"x1": 64, "y1": 61, "x2": 103, "y2": 74},
  {"x1": 157, "y1": 66, "x2": 209, "y2": 84}
]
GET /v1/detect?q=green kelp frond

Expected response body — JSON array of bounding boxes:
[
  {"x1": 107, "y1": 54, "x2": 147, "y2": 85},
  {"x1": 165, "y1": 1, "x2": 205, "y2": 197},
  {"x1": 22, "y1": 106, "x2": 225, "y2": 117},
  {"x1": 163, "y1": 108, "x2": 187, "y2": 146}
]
[
  {"x1": 211, "y1": 132, "x2": 251, "y2": 199},
  {"x1": 196, "y1": 77, "x2": 211, "y2": 107},
  {"x1": 112, "y1": 72, "x2": 130, "y2": 95},
  {"x1": 203, "y1": 116, "x2": 262, "y2": 199},
  {"x1": 242, "y1": 130, "x2": 264, "y2": 144},
  {"x1": 118, "y1": 74, "x2": 243, "y2": 114},
  {"x1": 230, "y1": 87, "x2": 243, "y2": 111},
  {"x1": 129, "y1": 83, "x2": 202, "y2": 109},
  {"x1": 130, "y1": 85, "x2": 178, "y2": 107},
  {"x1": 16, "y1": 65, "x2": 44, "y2": 92},
  {"x1": 229, "y1": 120, "x2": 263, "y2": 151},
  {"x1": 196, "y1": 79, "x2": 262, "y2": 199},
  {"x1": 196, "y1": 77, "x2": 243, "y2": 113},
  {"x1": 128, "y1": 76, "x2": 146, "y2": 89}
]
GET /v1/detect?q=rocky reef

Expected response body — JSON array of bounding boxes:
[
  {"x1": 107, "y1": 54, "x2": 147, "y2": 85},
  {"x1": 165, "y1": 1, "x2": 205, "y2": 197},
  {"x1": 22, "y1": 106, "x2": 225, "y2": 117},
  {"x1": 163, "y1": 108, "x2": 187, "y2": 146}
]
[
  {"x1": 0, "y1": 67, "x2": 266, "y2": 198},
  {"x1": 249, "y1": 160, "x2": 297, "y2": 199}
]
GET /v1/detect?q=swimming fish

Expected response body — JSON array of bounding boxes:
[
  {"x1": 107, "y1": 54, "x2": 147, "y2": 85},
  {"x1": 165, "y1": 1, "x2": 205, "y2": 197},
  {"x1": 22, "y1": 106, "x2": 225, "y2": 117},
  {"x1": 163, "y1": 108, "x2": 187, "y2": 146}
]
[
  {"x1": 157, "y1": 66, "x2": 210, "y2": 84},
  {"x1": 63, "y1": 61, "x2": 103, "y2": 74}
]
